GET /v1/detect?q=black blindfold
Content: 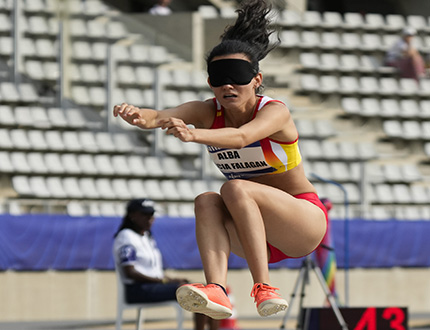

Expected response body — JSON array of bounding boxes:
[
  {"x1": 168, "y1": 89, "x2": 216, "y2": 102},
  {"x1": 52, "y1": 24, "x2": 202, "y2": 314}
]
[{"x1": 208, "y1": 59, "x2": 257, "y2": 87}]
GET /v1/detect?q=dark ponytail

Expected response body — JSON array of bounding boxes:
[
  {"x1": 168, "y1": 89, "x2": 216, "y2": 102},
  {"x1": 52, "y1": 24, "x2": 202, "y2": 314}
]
[{"x1": 206, "y1": 0, "x2": 279, "y2": 71}]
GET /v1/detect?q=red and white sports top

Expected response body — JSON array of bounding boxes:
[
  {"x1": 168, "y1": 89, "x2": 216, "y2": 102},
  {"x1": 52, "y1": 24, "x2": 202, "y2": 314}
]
[{"x1": 206, "y1": 95, "x2": 302, "y2": 180}]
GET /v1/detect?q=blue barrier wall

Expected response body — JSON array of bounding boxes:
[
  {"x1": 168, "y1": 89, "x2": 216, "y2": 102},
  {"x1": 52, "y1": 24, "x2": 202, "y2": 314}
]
[{"x1": 1, "y1": 214, "x2": 429, "y2": 270}]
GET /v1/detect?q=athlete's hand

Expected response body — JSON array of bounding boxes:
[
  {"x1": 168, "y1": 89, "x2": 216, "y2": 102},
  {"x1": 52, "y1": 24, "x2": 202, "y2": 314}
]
[
  {"x1": 113, "y1": 103, "x2": 148, "y2": 128},
  {"x1": 158, "y1": 117, "x2": 195, "y2": 142}
]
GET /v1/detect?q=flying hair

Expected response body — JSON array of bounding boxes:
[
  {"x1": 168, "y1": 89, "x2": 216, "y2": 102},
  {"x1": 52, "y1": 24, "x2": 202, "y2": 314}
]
[{"x1": 206, "y1": 0, "x2": 279, "y2": 68}]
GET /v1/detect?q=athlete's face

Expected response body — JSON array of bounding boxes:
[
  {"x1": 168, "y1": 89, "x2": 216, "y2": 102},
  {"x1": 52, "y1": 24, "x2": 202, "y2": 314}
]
[{"x1": 208, "y1": 53, "x2": 262, "y2": 106}]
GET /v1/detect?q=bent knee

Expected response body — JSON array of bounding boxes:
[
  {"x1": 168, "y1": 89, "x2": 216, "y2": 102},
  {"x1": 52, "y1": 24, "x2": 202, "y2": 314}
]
[
  {"x1": 219, "y1": 179, "x2": 249, "y2": 199},
  {"x1": 194, "y1": 191, "x2": 222, "y2": 210}
]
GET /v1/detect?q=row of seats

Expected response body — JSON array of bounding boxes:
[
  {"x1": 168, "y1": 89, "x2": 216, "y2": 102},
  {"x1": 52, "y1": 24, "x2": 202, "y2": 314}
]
[
  {"x1": 0, "y1": 106, "x2": 93, "y2": 129},
  {"x1": 300, "y1": 74, "x2": 429, "y2": 97},
  {"x1": 383, "y1": 120, "x2": 430, "y2": 141},
  {"x1": 364, "y1": 205, "x2": 430, "y2": 221},
  {"x1": 0, "y1": 81, "x2": 38, "y2": 103},
  {"x1": 342, "y1": 97, "x2": 430, "y2": 119},
  {"x1": 299, "y1": 139, "x2": 377, "y2": 161},
  {"x1": 11, "y1": 175, "x2": 223, "y2": 202},
  {"x1": 280, "y1": 10, "x2": 430, "y2": 33},
  {"x1": 299, "y1": 52, "x2": 394, "y2": 75},
  {"x1": 0, "y1": 152, "x2": 187, "y2": 178},
  {"x1": 20, "y1": 0, "x2": 110, "y2": 17},
  {"x1": 0, "y1": 129, "x2": 136, "y2": 153},
  {"x1": 308, "y1": 161, "x2": 422, "y2": 183},
  {"x1": 72, "y1": 85, "x2": 212, "y2": 109},
  {"x1": 280, "y1": 30, "x2": 430, "y2": 53}
]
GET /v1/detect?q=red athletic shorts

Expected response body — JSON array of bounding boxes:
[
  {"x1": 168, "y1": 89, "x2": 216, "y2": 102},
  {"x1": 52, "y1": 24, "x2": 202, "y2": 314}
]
[{"x1": 267, "y1": 192, "x2": 328, "y2": 263}]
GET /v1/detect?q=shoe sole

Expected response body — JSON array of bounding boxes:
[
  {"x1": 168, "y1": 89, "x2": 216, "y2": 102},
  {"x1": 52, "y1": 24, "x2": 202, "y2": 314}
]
[
  {"x1": 257, "y1": 298, "x2": 289, "y2": 317},
  {"x1": 176, "y1": 285, "x2": 233, "y2": 320}
]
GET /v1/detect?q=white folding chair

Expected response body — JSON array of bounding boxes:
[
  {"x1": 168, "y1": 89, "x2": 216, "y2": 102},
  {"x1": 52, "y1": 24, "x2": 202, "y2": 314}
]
[{"x1": 115, "y1": 267, "x2": 184, "y2": 330}]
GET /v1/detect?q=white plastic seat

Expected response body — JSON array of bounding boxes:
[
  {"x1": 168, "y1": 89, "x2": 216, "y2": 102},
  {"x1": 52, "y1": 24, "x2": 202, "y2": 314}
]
[
  {"x1": 279, "y1": 30, "x2": 300, "y2": 48},
  {"x1": 322, "y1": 11, "x2": 343, "y2": 29},
  {"x1": 302, "y1": 11, "x2": 322, "y2": 29},
  {"x1": 386, "y1": 14, "x2": 406, "y2": 32},
  {"x1": 144, "y1": 156, "x2": 164, "y2": 177},
  {"x1": 320, "y1": 53, "x2": 339, "y2": 71},
  {"x1": 321, "y1": 140, "x2": 340, "y2": 160},
  {"x1": 364, "y1": 13, "x2": 385, "y2": 31},
  {"x1": 143, "y1": 180, "x2": 165, "y2": 200},
  {"x1": 72, "y1": 41, "x2": 93, "y2": 60},
  {"x1": 161, "y1": 157, "x2": 182, "y2": 177},
  {"x1": 359, "y1": 77, "x2": 380, "y2": 95},
  {"x1": 361, "y1": 98, "x2": 381, "y2": 117},
  {"x1": 343, "y1": 12, "x2": 365, "y2": 30},
  {"x1": 280, "y1": 9, "x2": 301, "y2": 27},
  {"x1": 61, "y1": 153, "x2": 81, "y2": 174},
  {"x1": 341, "y1": 32, "x2": 361, "y2": 50},
  {"x1": 383, "y1": 120, "x2": 403, "y2": 137},
  {"x1": 79, "y1": 178, "x2": 100, "y2": 199},
  {"x1": 12, "y1": 175, "x2": 33, "y2": 196},
  {"x1": 392, "y1": 184, "x2": 412, "y2": 204},
  {"x1": 128, "y1": 179, "x2": 147, "y2": 197},
  {"x1": 77, "y1": 154, "x2": 98, "y2": 175},
  {"x1": 15, "y1": 106, "x2": 33, "y2": 127},
  {"x1": 341, "y1": 97, "x2": 360, "y2": 115},
  {"x1": 362, "y1": 33, "x2": 383, "y2": 52},
  {"x1": 0, "y1": 105, "x2": 15, "y2": 126},
  {"x1": 380, "y1": 98, "x2": 401, "y2": 118},
  {"x1": 94, "y1": 154, "x2": 115, "y2": 175},
  {"x1": 339, "y1": 76, "x2": 360, "y2": 95},
  {"x1": 112, "y1": 133, "x2": 134, "y2": 153},
  {"x1": 128, "y1": 155, "x2": 148, "y2": 176},
  {"x1": 338, "y1": 142, "x2": 359, "y2": 160},
  {"x1": 410, "y1": 184, "x2": 429, "y2": 204},
  {"x1": 160, "y1": 180, "x2": 180, "y2": 200},
  {"x1": 67, "y1": 201, "x2": 87, "y2": 217},
  {"x1": 111, "y1": 155, "x2": 131, "y2": 176},
  {"x1": 299, "y1": 53, "x2": 319, "y2": 70},
  {"x1": 95, "y1": 178, "x2": 116, "y2": 199},
  {"x1": 27, "y1": 152, "x2": 48, "y2": 174},
  {"x1": 374, "y1": 184, "x2": 395, "y2": 203},
  {"x1": 0, "y1": 151, "x2": 13, "y2": 172},
  {"x1": 176, "y1": 179, "x2": 197, "y2": 201},
  {"x1": 47, "y1": 108, "x2": 68, "y2": 128},
  {"x1": 403, "y1": 120, "x2": 422, "y2": 140},
  {"x1": 96, "y1": 132, "x2": 117, "y2": 153},
  {"x1": 46, "y1": 176, "x2": 67, "y2": 198},
  {"x1": 31, "y1": 107, "x2": 50, "y2": 128},
  {"x1": 115, "y1": 266, "x2": 184, "y2": 330},
  {"x1": 79, "y1": 131, "x2": 99, "y2": 152},
  {"x1": 300, "y1": 31, "x2": 321, "y2": 49},
  {"x1": 400, "y1": 99, "x2": 420, "y2": 118},
  {"x1": 10, "y1": 129, "x2": 31, "y2": 150},
  {"x1": 62, "y1": 131, "x2": 82, "y2": 152},
  {"x1": 29, "y1": 176, "x2": 51, "y2": 198},
  {"x1": 63, "y1": 177, "x2": 83, "y2": 198},
  {"x1": 320, "y1": 32, "x2": 341, "y2": 50},
  {"x1": 300, "y1": 74, "x2": 319, "y2": 92},
  {"x1": 111, "y1": 178, "x2": 133, "y2": 200},
  {"x1": 339, "y1": 54, "x2": 360, "y2": 73},
  {"x1": 44, "y1": 153, "x2": 64, "y2": 174}
]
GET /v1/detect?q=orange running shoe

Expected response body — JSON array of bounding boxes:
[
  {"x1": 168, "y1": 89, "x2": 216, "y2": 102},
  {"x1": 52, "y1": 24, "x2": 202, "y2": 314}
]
[
  {"x1": 250, "y1": 283, "x2": 289, "y2": 317},
  {"x1": 176, "y1": 283, "x2": 233, "y2": 320}
]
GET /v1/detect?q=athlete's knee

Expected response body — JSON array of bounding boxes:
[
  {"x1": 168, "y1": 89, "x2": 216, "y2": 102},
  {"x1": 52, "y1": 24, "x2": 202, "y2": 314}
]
[
  {"x1": 194, "y1": 191, "x2": 222, "y2": 211},
  {"x1": 220, "y1": 179, "x2": 249, "y2": 200}
]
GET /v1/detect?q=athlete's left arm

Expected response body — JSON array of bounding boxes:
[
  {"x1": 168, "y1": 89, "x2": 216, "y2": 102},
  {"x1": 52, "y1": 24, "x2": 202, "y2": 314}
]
[{"x1": 166, "y1": 101, "x2": 296, "y2": 148}]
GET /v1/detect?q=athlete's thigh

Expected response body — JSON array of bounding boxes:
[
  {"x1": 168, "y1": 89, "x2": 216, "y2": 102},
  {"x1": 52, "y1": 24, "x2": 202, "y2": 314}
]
[{"x1": 242, "y1": 181, "x2": 326, "y2": 257}]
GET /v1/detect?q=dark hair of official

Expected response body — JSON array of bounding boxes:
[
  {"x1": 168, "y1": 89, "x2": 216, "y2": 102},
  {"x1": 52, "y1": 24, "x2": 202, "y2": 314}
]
[{"x1": 206, "y1": 0, "x2": 280, "y2": 92}]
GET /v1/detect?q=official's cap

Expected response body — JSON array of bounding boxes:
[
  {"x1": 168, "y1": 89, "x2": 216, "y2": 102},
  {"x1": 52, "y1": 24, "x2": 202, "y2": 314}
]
[
  {"x1": 402, "y1": 26, "x2": 416, "y2": 36},
  {"x1": 126, "y1": 198, "x2": 155, "y2": 215}
]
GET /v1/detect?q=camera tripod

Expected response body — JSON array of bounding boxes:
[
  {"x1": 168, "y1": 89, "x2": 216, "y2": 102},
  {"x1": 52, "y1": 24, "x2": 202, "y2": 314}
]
[{"x1": 280, "y1": 256, "x2": 349, "y2": 330}]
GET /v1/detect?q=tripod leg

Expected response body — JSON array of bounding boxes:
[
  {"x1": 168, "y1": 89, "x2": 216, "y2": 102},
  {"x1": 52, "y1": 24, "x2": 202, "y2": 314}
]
[
  {"x1": 280, "y1": 266, "x2": 307, "y2": 329},
  {"x1": 312, "y1": 263, "x2": 349, "y2": 330}
]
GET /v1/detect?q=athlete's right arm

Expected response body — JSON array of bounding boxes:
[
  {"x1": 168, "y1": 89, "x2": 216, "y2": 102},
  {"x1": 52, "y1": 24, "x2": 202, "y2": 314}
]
[{"x1": 113, "y1": 100, "x2": 214, "y2": 130}]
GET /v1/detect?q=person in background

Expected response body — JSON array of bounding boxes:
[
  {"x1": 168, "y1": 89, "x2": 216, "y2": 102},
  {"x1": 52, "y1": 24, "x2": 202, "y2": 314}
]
[
  {"x1": 149, "y1": 0, "x2": 172, "y2": 15},
  {"x1": 113, "y1": 198, "x2": 219, "y2": 330},
  {"x1": 114, "y1": 0, "x2": 327, "y2": 320},
  {"x1": 384, "y1": 26, "x2": 426, "y2": 82}
]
